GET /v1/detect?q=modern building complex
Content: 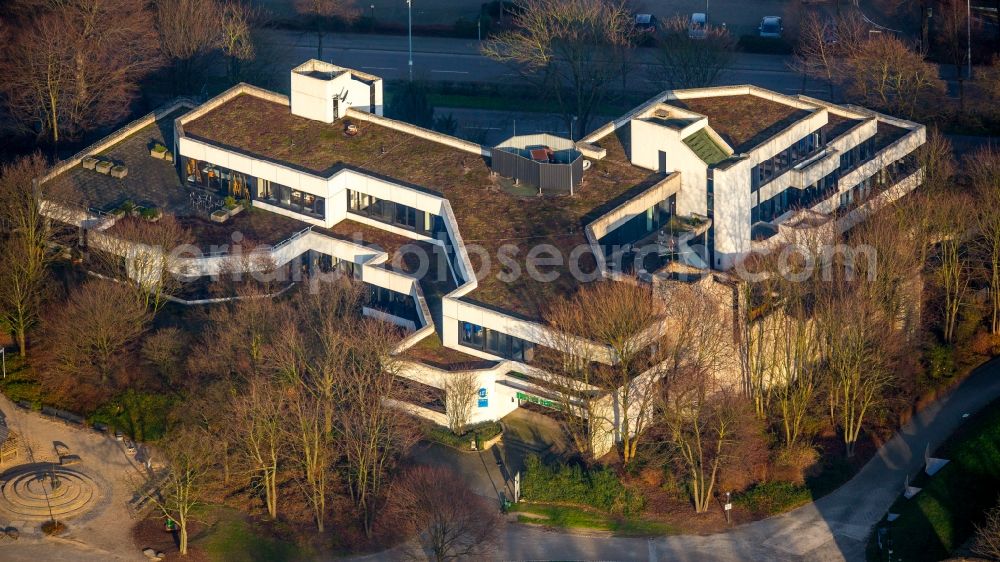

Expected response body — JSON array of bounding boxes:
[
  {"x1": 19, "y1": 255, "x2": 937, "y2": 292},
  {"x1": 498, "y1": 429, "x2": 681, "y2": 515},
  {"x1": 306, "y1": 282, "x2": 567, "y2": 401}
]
[{"x1": 37, "y1": 60, "x2": 925, "y2": 455}]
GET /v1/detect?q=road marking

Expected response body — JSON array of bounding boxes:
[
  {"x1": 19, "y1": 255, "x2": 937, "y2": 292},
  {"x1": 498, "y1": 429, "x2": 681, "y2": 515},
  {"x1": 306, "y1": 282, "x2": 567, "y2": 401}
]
[
  {"x1": 361, "y1": 66, "x2": 397, "y2": 71},
  {"x1": 431, "y1": 70, "x2": 470, "y2": 74},
  {"x1": 648, "y1": 538, "x2": 657, "y2": 562}
]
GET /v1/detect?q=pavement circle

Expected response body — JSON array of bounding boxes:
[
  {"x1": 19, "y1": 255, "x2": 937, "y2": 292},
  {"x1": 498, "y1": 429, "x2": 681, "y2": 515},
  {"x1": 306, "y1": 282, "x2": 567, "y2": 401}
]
[{"x1": 0, "y1": 463, "x2": 101, "y2": 521}]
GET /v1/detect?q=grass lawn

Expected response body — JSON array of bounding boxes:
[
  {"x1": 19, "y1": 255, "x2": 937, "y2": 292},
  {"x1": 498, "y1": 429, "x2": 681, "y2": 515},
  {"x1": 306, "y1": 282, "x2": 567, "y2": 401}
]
[
  {"x1": 513, "y1": 502, "x2": 677, "y2": 537},
  {"x1": 866, "y1": 398, "x2": 1000, "y2": 561},
  {"x1": 198, "y1": 509, "x2": 302, "y2": 562}
]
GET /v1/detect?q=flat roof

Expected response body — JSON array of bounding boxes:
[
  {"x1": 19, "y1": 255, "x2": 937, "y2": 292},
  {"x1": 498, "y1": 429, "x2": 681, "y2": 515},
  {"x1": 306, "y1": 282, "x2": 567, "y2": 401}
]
[
  {"x1": 183, "y1": 93, "x2": 661, "y2": 319},
  {"x1": 41, "y1": 110, "x2": 190, "y2": 213},
  {"x1": 666, "y1": 94, "x2": 812, "y2": 153},
  {"x1": 403, "y1": 332, "x2": 498, "y2": 371}
]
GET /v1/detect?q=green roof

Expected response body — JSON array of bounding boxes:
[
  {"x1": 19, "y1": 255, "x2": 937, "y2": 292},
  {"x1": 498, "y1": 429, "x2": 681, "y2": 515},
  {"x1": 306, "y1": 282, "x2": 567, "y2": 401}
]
[{"x1": 682, "y1": 128, "x2": 729, "y2": 166}]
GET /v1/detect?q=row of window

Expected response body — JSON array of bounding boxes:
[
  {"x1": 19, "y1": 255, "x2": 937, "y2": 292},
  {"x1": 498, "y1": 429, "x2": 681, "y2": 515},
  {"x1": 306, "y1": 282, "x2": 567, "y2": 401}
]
[
  {"x1": 367, "y1": 284, "x2": 418, "y2": 321},
  {"x1": 839, "y1": 138, "x2": 875, "y2": 174},
  {"x1": 184, "y1": 158, "x2": 255, "y2": 199},
  {"x1": 347, "y1": 189, "x2": 434, "y2": 234},
  {"x1": 751, "y1": 132, "x2": 822, "y2": 192},
  {"x1": 838, "y1": 154, "x2": 918, "y2": 212},
  {"x1": 258, "y1": 180, "x2": 326, "y2": 218},
  {"x1": 751, "y1": 170, "x2": 840, "y2": 225},
  {"x1": 599, "y1": 196, "x2": 675, "y2": 258},
  {"x1": 459, "y1": 321, "x2": 535, "y2": 362}
]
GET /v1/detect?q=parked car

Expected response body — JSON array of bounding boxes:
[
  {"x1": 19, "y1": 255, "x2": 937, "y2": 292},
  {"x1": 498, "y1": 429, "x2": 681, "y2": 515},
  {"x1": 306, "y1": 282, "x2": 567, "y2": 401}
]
[
  {"x1": 688, "y1": 12, "x2": 707, "y2": 39},
  {"x1": 635, "y1": 13, "x2": 657, "y2": 32},
  {"x1": 759, "y1": 16, "x2": 783, "y2": 38}
]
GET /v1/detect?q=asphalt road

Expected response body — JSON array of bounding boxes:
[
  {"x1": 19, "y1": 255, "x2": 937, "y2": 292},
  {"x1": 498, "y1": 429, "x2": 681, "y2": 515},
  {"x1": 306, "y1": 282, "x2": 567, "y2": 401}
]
[{"x1": 256, "y1": 30, "x2": 827, "y2": 96}]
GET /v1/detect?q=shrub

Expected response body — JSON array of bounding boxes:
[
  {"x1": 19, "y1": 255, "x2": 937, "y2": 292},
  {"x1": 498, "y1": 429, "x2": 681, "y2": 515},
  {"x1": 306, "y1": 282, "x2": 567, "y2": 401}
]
[
  {"x1": 424, "y1": 420, "x2": 502, "y2": 450},
  {"x1": 138, "y1": 206, "x2": 159, "y2": 220},
  {"x1": 970, "y1": 331, "x2": 1000, "y2": 357},
  {"x1": 224, "y1": 195, "x2": 237, "y2": 210},
  {"x1": 89, "y1": 389, "x2": 173, "y2": 442},
  {"x1": 734, "y1": 481, "x2": 812, "y2": 516},
  {"x1": 152, "y1": 143, "x2": 167, "y2": 153},
  {"x1": 521, "y1": 455, "x2": 645, "y2": 516},
  {"x1": 926, "y1": 343, "x2": 957, "y2": 379}
]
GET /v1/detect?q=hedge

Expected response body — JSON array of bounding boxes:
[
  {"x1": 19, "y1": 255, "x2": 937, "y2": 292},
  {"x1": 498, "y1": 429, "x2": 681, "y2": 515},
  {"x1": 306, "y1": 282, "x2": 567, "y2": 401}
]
[{"x1": 521, "y1": 454, "x2": 645, "y2": 516}]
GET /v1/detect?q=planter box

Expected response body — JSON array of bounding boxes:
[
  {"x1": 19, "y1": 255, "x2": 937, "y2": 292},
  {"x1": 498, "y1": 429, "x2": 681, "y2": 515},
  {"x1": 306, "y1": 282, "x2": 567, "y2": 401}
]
[
  {"x1": 95, "y1": 161, "x2": 113, "y2": 174},
  {"x1": 211, "y1": 204, "x2": 243, "y2": 223},
  {"x1": 82, "y1": 156, "x2": 99, "y2": 170},
  {"x1": 164, "y1": 151, "x2": 174, "y2": 162},
  {"x1": 110, "y1": 165, "x2": 128, "y2": 179},
  {"x1": 150, "y1": 148, "x2": 166, "y2": 159}
]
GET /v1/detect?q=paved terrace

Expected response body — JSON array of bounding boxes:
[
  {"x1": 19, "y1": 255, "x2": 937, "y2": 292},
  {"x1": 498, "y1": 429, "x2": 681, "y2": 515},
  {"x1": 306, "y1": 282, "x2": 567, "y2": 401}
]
[
  {"x1": 41, "y1": 110, "x2": 190, "y2": 214},
  {"x1": 182, "y1": 94, "x2": 663, "y2": 320},
  {"x1": 40, "y1": 107, "x2": 323, "y2": 251}
]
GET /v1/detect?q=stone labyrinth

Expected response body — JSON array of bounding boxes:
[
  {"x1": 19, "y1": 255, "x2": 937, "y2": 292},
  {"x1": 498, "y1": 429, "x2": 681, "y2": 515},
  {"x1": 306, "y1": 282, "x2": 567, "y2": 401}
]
[{"x1": 0, "y1": 463, "x2": 101, "y2": 520}]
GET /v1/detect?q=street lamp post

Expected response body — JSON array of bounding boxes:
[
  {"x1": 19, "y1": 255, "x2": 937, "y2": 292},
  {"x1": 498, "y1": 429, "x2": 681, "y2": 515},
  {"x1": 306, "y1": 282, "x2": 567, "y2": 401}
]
[
  {"x1": 967, "y1": 0, "x2": 973, "y2": 80},
  {"x1": 407, "y1": 0, "x2": 413, "y2": 81},
  {"x1": 370, "y1": 4, "x2": 374, "y2": 21}
]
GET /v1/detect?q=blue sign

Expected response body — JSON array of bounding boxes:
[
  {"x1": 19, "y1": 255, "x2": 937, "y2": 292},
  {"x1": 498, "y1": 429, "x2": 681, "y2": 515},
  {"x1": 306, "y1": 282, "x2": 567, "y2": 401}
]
[{"x1": 477, "y1": 387, "x2": 488, "y2": 408}]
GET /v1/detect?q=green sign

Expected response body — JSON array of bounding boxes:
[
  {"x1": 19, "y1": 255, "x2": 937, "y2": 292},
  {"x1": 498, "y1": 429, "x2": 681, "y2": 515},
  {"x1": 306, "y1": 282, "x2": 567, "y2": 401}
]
[{"x1": 516, "y1": 392, "x2": 562, "y2": 411}]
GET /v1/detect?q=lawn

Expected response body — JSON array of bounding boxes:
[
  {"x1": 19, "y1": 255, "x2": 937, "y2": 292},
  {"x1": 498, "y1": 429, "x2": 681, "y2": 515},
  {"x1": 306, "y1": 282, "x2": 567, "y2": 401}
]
[
  {"x1": 513, "y1": 502, "x2": 677, "y2": 537},
  {"x1": 867, "y1": 398, "x2": 1000, "y2": 561},
  {"x1": 198, "y1": 510, "x2": 302, "y2": 562}
]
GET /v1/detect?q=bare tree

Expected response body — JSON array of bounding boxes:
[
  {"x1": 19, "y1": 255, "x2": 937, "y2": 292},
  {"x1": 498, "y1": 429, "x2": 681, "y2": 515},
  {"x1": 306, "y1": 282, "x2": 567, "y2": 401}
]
[
  {"x1": 481, "y1": 0, "x2": 636, "y2": 138},
  {"x1": 141, "y1": 327, "x2": 190, "y2": 386},
  {"x1": 93, "y1": 214, "x2": 194, "y2": 312},
  {"x1": 543, "y1": 281, "x2": 666, "y2": 465},
  {"x1": 817, "y1": 283, "x2": 897, "y2": 457},
  {"x1": 734, "y1": 268, "x2": 780, "y2": 417},
  {"x1": 286, "y1": 375, "x2": 335, "y2": 532},
  {"x1": 154, "y1": 0, "x2": 223, "y2": 93},
  {"x1": 0, "y1": 0, "x2": 163, "y2": 144},
  {"x1": 660, "y1": 380, "x2": 748, "y2": 513},
  {"x1": 186, "y1": 287, "x2": 291, "y2": 393},
  {"x1": 931, "y1": 193, "x2": 974, "y2": 344},
  {"x1": 39, "y1": 280, "x2": 151, "y2": 408},
  {"x1": 392, "y1": 465, "x2": 500, "y2": 561},
  {"x1": 334, "y1": 319, "x2": 413, "y2": 536},
  {"x1": 231, "y1": 374, "x2": 286, "y2": 519},
  {"x1": 219, "y1": 0, "x2": 258, "y2": 84},
  {"x1": 841, "y1": 33, "x2": 944, "y2": 119},
  {"x1": 969, "y1": 147, "x2": 1000, "y2": 334},
  {"x1": 652, "y1": 16, "x2": 734, "y2": 90},
  {"x1": 0, "y1": 155, "x2": 52, "y2": 356},
  {"x1": 295, "y1": 0, "x2": 359, "y2": 60},
  {"x1": 149, "y1": 426, "x2": 214, "y2": 556},
  {"x1": 974, "y1": 500, "x2": 1000, "y2": 560},
  {"x1": 443, "y1": 372, "x2": 479, "y2": 436}
]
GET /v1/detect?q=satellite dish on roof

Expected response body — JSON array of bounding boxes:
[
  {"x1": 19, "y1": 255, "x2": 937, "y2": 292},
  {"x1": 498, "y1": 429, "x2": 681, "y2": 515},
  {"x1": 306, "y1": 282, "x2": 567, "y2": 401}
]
[{"x1": 582, "y1": 160, "x2": 592, "y2": 171}]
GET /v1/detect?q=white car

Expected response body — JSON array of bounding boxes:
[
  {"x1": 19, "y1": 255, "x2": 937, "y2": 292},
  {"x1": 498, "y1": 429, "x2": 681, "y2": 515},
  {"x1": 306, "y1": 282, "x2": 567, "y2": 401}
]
[
  {"x1": 689, "y1": 12, "x2": 707, "y2": 39},
  {"x1": 759, "y1": 16, "x2": 783, "y2": 38}
]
